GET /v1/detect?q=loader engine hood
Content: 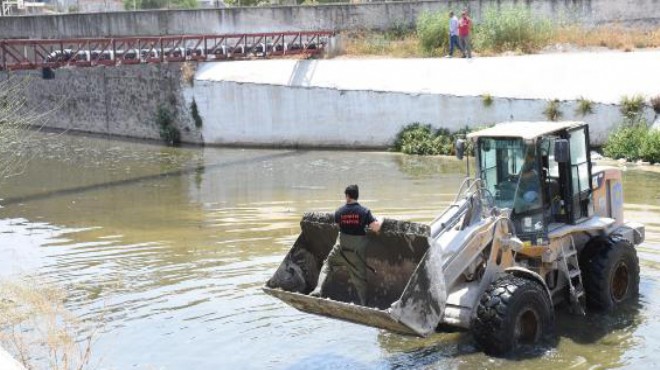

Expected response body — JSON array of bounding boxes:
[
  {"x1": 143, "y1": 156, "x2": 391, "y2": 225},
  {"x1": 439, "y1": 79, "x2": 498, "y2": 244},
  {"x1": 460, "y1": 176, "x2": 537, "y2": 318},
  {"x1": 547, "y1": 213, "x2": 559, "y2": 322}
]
[{"x1": 264, "y1": 212, "x2": 447, "y2": 337}]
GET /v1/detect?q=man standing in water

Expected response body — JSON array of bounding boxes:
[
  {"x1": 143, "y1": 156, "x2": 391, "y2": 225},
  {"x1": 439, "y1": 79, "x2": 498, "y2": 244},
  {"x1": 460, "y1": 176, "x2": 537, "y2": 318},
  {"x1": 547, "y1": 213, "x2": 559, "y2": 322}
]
[{"x1": 310, "y1": 185, "x2": 381, "y2": 305}]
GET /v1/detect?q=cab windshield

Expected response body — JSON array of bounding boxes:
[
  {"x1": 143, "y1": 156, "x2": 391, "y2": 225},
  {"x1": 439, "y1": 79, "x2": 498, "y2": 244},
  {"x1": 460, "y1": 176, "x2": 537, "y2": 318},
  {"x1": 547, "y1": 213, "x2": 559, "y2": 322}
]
[{"x1": 478, "y1": 138, "x2": 542, "y2": 214}]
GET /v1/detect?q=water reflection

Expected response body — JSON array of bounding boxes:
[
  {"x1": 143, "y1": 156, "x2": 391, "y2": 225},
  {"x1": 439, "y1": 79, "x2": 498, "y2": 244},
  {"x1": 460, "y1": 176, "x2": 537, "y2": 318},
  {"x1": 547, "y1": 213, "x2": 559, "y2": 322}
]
[{"x1": 0, "y1": 132, "x2": 658, "y2": 369}]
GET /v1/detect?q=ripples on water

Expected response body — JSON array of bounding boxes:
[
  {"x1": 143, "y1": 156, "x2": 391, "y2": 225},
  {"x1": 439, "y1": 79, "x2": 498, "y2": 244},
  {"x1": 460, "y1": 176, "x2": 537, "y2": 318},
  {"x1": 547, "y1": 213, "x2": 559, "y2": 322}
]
[{"x1": 1, "y1": 133, "x2": 659, "y2": 369}]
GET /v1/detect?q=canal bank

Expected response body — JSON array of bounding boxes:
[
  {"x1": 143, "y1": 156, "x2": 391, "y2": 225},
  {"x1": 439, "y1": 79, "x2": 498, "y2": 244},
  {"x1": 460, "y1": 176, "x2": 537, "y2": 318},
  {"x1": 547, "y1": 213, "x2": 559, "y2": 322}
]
[{"x1": 4, "y1": 50, "x2": 660, "y2": 148}]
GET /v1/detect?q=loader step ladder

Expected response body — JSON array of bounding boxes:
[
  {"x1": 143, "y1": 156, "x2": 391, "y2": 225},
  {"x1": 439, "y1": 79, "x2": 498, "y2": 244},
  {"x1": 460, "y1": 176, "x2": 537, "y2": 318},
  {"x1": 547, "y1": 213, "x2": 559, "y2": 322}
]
[{"x1": 560, "y1": 236, "x2": 585, "y2": 315}]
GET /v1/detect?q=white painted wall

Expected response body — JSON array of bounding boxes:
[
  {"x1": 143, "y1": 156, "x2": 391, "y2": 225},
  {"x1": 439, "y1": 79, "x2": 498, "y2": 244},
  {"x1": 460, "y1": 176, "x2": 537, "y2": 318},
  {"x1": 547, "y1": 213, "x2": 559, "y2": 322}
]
[
  {"x1": 191, "y1": 54, "x2": 659, "y2": 148},
  {"x1": 0, "y1": 346, "x2": 25, "y2": 370}
]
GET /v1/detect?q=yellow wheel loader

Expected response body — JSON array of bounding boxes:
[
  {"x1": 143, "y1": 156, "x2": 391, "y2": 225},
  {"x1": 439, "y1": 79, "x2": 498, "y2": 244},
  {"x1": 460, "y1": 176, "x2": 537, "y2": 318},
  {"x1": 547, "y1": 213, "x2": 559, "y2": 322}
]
[{"x1": 263, "y1": 121, "x2": 644, "y2": 355}]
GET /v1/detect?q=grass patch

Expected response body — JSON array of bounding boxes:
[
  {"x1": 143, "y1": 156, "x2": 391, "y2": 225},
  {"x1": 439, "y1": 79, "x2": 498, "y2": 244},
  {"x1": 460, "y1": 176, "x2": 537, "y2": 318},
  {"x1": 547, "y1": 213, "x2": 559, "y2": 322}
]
[
  {"x1": 553, "y1": 25, "x2": 660, "y2": 51},
  {"x1": 156, "y1": 106, "x2": 181, "y2": 146},
  {"x1": 576, "y1": 97, "x2": 594, "y2": 116},
  {"x1": 339, "y1": 14, "x2": 660, "y2": 58},
  {"x1": 342, "y1": 31, "x2": 420, "y2": 58},
  {"x1": 620, "y1": 95, "x2": 646, "y2": 119},
  {"x1": 543, "y1": 99, "x2": 562, "y2": 121},
  {"x1": 474, "y1": 4, "x2": 554, "y2": 54},
  {"x1": 482, "y1": 93, "x2": 494, "y2": 107}
]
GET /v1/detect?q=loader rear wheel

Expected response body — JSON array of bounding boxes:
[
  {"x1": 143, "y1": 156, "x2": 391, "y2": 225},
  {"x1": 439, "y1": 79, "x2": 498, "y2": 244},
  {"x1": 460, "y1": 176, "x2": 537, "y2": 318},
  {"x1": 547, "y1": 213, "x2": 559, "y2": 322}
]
[
  {"x1": 472, "y1": 274, "x2": 554, "y2": 356},
  {"x1": 581, "y1": 237, "x2": 639, "y2": 310}
]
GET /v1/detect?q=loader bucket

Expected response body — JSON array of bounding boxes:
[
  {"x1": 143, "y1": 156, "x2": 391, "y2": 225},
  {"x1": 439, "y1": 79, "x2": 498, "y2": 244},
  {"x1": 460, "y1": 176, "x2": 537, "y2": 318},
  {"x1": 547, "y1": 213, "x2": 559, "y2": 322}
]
[{"x1": 264, "y1": 212, "x2": 447, "y2": 337}]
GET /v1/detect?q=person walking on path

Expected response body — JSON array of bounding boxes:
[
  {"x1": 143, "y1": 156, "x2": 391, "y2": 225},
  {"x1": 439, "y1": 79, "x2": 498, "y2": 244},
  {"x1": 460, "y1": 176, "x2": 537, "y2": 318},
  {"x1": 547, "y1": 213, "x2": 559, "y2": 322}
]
[
  {"x1": 309, "y1": 184, "x2": 381, "y2": 305},
  {"x1": 447, "y1": 11, "x2": 461, "y2": 57},
  {"x1": 458, "y1": 9, "x2": 472, "y2": 58}
]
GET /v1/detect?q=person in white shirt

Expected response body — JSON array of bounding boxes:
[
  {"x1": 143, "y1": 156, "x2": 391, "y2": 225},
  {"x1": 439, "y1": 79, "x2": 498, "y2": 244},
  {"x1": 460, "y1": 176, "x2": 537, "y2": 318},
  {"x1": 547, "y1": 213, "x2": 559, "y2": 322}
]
[{"x1": 447, "y1": 11, "x2": 461, "y2": 57}]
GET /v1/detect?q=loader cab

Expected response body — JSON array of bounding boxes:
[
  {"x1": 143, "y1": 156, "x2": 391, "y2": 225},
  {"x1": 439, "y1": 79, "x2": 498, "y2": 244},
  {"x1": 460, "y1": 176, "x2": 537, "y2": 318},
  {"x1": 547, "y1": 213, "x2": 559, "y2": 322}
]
[{"x1": 469, "y1": 122, "x2": 593, "y2": 244}]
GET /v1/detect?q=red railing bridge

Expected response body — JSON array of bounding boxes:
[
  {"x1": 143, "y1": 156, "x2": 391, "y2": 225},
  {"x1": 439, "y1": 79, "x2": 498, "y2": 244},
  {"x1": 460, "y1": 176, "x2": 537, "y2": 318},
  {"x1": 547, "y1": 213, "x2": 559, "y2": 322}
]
[{"x1": 0, "y1": 31, "x2": 334, "y2": 71}]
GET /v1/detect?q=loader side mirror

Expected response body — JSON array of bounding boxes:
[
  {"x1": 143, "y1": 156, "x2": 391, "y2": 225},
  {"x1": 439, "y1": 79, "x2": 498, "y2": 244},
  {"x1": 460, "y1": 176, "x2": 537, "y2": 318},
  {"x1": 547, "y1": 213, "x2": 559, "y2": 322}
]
[
  {"x1": 554, "y1": 139, "x2": 570, "y2": 163},
  {"x1": 455, "y1": 139, "x2": 466, "y2": 160}
]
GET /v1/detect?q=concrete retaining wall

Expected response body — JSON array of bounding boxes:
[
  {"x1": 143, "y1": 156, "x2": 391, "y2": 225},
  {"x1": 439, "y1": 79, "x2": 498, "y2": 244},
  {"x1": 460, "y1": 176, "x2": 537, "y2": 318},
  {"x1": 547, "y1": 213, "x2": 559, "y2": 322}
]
[
  {"x1": 2, "y1": 64, "x2": 202, "y2": 144},
  {"x1": 189, "y1": 55, "x2": 659, "y2": 148},
  {"x1": 1, "y1": 0, "x2": 659, "y2": 39},
  {"x1": 192, "y1": 80, "x2": 649, "y2": 148},
  {"x1": 4, "y1": 52, "x2": 659, "y2": 148}
]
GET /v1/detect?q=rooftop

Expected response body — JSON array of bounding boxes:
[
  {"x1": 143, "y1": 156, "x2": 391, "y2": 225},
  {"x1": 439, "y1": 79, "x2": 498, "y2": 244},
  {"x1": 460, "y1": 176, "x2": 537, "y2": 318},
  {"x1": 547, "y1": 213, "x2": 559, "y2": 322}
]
[{"x1": 467, "y1": 121, "x2": 586, "y2": 140}]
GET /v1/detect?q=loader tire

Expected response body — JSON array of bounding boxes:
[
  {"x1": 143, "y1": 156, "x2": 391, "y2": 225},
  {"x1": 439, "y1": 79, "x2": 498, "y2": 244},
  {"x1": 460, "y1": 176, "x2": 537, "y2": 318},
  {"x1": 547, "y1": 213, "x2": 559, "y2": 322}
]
[
  {"x1": 472, "y1": 274, "x2": 554, "y2": 356},
  {"x1": 581, "y1": 237, "x2": 639, "y2": 310}
]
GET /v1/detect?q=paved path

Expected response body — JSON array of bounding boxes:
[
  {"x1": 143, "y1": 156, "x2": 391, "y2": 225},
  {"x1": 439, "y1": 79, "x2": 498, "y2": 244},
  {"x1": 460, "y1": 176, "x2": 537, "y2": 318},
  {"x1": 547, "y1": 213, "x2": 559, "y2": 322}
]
[{"x1": 197, "y1": 50, "x2": 660, "y2": 104}]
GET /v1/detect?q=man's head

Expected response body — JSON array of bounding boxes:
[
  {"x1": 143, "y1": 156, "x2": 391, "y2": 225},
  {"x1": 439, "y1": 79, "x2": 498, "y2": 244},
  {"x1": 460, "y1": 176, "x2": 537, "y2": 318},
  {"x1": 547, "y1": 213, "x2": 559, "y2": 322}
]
[
  {"x1": 345, "y1": 184, "x2": 359, "y2": 202},
  {"x1": 449, "y1": 11, "x2": 454, "y2": 17}
]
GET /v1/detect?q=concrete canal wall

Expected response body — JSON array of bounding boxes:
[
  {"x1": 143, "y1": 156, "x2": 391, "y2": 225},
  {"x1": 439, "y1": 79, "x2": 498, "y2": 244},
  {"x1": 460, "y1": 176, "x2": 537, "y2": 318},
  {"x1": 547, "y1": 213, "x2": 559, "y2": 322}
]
[
  {"x1": 2, "y1": 64, "x2": 202, "y2": 144},
  {"x1": 0, "y1": 0, "x2": 659, "y2": 39},
  {"x1": 190, "y1": 54, "x2": 659, "y2": 148},
  {"x1": 3, "y1": 51, "x2": 659, "y2": 148}
]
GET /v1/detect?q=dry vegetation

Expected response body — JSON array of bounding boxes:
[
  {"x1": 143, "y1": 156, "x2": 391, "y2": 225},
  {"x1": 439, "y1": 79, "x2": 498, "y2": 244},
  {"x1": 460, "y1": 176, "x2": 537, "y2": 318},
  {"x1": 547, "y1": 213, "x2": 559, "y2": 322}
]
[
  {"x1": 180, "y1": 62, "x2": 196, "y2": 86},
  {"x1": 340, "y1": 19, "x2": 660, "y2": 58},
  {"x1": 0, "y1": 79, "x2": 94, "y2": 369},
  {"x1": 552, "y1": 25, "x2": 660, "y2": 51},
  {"x1": 0, "y1": 77, "x2": 53, "y2": 181},
  {"x1": 342, "y1": 32, "x2": 420, "y2": 58},
  {"x1": 0, "y1": 278, "x2": 99, "y2": 370}
]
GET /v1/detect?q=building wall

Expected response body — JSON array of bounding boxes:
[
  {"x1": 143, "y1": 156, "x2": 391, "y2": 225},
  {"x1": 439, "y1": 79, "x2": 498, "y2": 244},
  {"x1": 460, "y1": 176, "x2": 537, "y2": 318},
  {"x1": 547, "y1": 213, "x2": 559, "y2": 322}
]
[{"x1": 0, "y1": 0, "x2": 658, "y2": 39}]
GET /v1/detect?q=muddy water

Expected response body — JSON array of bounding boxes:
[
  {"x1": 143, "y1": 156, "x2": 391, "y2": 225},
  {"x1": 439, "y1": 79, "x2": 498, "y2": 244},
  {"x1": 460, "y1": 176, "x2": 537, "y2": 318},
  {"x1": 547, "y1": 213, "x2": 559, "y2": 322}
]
[{"x1": 1, "y1": 132, "x2": 659, "y2": 369}]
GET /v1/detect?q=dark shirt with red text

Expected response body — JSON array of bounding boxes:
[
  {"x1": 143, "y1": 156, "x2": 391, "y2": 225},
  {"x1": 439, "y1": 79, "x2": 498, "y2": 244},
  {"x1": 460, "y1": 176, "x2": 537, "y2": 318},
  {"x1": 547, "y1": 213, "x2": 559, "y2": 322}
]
[{"x1": 335, "y1": 203, "x2": 376, "y2": 236}]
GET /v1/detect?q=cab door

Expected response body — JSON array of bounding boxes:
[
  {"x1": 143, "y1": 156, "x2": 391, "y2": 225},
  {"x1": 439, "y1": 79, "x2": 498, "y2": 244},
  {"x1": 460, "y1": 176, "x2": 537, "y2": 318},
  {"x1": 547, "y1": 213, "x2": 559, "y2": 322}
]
[{"x1": 566, "y1": 126, "x2": 593, "y2": 223}]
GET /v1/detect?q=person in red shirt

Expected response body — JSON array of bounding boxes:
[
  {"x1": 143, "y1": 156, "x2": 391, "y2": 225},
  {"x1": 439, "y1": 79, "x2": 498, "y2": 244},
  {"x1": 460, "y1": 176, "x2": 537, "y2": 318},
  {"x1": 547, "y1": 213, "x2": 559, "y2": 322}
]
[{"x1": 458, "y1": 9, "x2": 472, "y2": 58}]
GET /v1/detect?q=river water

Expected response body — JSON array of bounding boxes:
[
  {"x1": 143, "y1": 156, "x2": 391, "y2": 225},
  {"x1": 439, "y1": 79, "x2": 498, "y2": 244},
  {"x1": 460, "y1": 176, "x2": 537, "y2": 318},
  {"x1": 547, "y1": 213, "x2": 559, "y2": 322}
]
[{"x1": 1, "y1": 132, "x2": 659, "y2": 369}]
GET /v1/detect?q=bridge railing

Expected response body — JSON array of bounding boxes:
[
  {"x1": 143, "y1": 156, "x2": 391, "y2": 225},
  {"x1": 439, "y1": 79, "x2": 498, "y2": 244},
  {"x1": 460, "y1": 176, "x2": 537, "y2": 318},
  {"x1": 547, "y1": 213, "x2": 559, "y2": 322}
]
[{"x1": 0, "y1": 31, "x2": 335, "y2": 71}]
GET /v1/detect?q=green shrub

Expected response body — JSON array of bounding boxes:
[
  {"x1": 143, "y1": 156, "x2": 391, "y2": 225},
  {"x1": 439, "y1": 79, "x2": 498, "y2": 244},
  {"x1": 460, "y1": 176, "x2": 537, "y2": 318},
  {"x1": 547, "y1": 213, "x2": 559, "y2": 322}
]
[
  {"x1": 394, "y1": 123, "x2": 439, "y2": 155},
  {"x1": 191, "y1": 99, "x2": 203, "y2": 129},
  {"x1": 156, "y1": 106, "x2": 181, "y2": 146},
  {"x1": 385, "y1": 23, "x2": 414, "y2": 40},
  {"x1": 393, "y1": 123, "x2": 471, "y2": 156},
  {"x1": 650, "y1": 95, "x2": 660, "y2": 114},
  {"x1": 543, "y1": 99, "x2": 562, "y2": 121},
  {"x1": 604, "y1": 119, "x2": 648, "y2": 161},
  {"x1": 474, "y1": 4, "x2": 554, "y2": 53},
  {"x1": 641, "y1": 129, "x2": 660, "y2": 163},
  {"x1": 620, "y1": 95, "x2": 646, "y2": 119},
  {"x1": 575, "y1": 97, "x2": 594, "y2": 116},
  {"x1": 416, "y1": 11, "x2": 450, "y2": 55},
  {"x1": 482, "y1": 94, "x2": 494, "y2": 107}
]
